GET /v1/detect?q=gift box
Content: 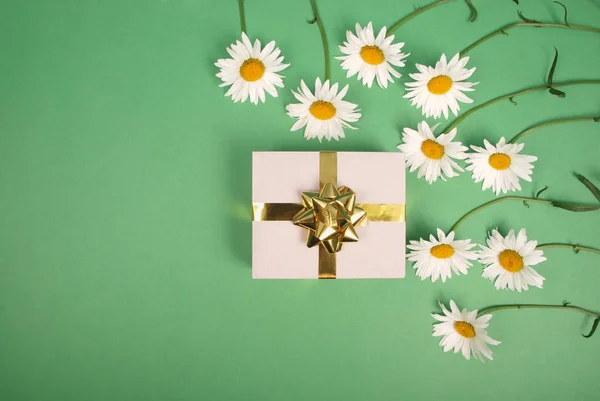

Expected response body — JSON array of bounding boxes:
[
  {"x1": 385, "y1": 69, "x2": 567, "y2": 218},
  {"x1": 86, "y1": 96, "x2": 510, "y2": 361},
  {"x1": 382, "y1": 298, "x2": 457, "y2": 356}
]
[{"x1": 252, "y1": 151, "x2": 406, "y2": 279}]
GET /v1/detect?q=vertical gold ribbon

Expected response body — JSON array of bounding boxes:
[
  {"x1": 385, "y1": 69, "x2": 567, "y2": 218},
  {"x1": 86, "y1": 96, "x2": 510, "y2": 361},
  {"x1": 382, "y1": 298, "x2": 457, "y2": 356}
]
[{"x1": 318, "y1": 152, "x2": 338, "y2": 279}]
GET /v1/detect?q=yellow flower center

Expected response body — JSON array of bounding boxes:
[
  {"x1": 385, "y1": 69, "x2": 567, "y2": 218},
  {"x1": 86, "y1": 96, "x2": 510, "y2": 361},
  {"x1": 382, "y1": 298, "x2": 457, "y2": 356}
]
[
  {"x1": 360, "y1": 45, "x2": 385, "y2": 65},
  {"x1": 309, "y1": 100, "x2": 337, "y2": 120},
  {"x1": 427, "y1": 75, "x2": 453, "y2": 95},
  {"x1": 239, "y1": 58, "x2": 265, "y2": 82},
  {"x1": 421, "y1": 139, "x2": 445, "y2": 160},
  {"x1": 498, "y1": 249, "x2": 524, "y2": 272},
  {"x1": 454, "y1": 321, "x2": 476, "y2": 338},
  {"x1": 430, "y1": 244, "x2": 455, "y2": 259},
  {"x1": 488, "y1": 153, "x2": 511, "y2": 170}
]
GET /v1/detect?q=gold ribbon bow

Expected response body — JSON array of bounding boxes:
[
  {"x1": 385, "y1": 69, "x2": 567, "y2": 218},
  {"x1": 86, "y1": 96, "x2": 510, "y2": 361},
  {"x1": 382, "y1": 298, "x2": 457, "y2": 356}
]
[
  {"x1": 292, "y1": 183, "x2": 366, "y2": 253},
  {"x1": 252, "y1": 152, "x2": 405, "y2": 279}
]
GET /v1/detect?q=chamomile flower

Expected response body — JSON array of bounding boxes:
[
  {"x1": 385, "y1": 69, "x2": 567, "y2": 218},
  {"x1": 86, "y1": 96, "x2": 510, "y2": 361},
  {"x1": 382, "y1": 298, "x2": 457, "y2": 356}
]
[
  {"x1": 398, "y1": 121, "x2": 468, "y2": 184},
  {"x1": 215, "y1": 32, "x2": 289, "y2": 104},
  {"x1": 286, "y1": 78, "x2": 361, "y2": 142},
  {"x1": 336, "y1": 22, "x2": 409, "y2": 88},
  {"x1": 432, "y1": 300, "x2": 501, "y2": 361},
  {"x1": 466, "y1": 137, "x2": 537, "y2": 195},
  {"x1": 479, "y1": 229, "x2": 546, "y2": 292},
  {"x1": 404, "y1": 53, "x2": 477, "y2": 119},
  {"x1": 407, "y1": 228, "x2": 479, "y2": 282}
]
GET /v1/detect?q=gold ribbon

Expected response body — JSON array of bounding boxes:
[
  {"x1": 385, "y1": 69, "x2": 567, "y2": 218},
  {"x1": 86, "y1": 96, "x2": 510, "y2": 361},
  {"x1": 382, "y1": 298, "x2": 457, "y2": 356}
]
[
  {"x1": 252, "y1": 203, "x2": 406, "y2": 224},
  {"x1": 252, "y1": 152, "x2": 405, "y2": 279},
  {"x1": 292, "y1": 183, "x2": 366, "y2": 253}
]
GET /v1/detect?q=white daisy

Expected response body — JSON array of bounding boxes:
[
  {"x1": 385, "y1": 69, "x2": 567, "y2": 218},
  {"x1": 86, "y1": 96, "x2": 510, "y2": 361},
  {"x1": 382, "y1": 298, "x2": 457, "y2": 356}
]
[
  {"x1": 286, "y1": 78, "x2": 361, "y2": 142},
  {"x1": 466, "y1": 137, "x2": 537, "y2": 195},
  {"x1": 215, "y1": 32, "x2": 289, "y2": 104},
  {"x1": 404, "y1": 53, "x2": 477, "y2": 119},
  {"x1": 407, "y1": 228, "x2": 479, "y2": 282},
  {"x1": 433, "y1": 300, "x2": 501, "y2": 361},
  {"x1": 336, "y1": 22, "x2": 409, "y2": 88},
  {"x1": 398, "y1": 121, "x2": 468, "y2": 184},
  {"x1": 479, "y1": 229, "x2": 546, "y2": 292}
]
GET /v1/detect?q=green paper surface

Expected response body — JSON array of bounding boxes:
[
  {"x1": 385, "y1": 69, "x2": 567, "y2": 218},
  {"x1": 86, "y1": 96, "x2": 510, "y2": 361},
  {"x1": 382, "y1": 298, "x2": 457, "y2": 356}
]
[{"x1": 1, "y1": 0, "x2": 600, "y2": 400}]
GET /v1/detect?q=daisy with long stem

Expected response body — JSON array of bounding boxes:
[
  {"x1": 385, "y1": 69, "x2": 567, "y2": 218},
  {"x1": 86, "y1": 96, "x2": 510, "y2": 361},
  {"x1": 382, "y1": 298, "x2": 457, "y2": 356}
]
[
  {"x1": 338, "y1": 0, "x2": 484, "y2": 90},
  {"x1": 408, "y1": 175, "x2": 600, "y2": 285},
  {"x1": 445, "y1": 176, "x2": 600, "y2": 291},
  {"x1": 215, "y1": 0, "x2": 290, "y2": 104},
  {"x1": 336, "y1": 1, "x2": 457, "y2": 89},
  {"x1": 480, "y1": 225, "x2": 600, "y2": 292},
  {"x1": 444, "y1": 79, "x2": 600, "y2": 133},
  {"x1": 464, "y1": 102, "x2": 599, "y2": 194},
  {"x1": 287, "y1": 0, "x2": 361, "y2": 141},
  {"x1": 432, "y1": 300, "x2": 600, "y2": 362},
  {"x1": 442, "y1": 49, "x2": 600, "y2": 134}
]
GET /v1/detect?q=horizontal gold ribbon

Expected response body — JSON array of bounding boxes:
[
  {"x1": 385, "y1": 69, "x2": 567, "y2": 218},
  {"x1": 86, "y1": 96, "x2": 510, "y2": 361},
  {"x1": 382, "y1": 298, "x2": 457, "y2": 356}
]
[{"x1": 252, "y1": 203, "x2": 405, "y2": 223}]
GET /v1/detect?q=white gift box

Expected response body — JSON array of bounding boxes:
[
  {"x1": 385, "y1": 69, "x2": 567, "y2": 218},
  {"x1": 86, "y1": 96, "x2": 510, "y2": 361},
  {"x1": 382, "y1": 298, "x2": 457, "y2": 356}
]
[{"x1": 252, "y1": 151, "x2": 406, "y2": 279}]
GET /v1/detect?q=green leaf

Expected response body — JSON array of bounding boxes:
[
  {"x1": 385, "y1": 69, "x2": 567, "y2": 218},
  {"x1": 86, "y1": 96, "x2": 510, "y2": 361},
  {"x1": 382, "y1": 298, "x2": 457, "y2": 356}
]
[
  {"x1": 552, "y1": 201, "x2": 600, "y2": 212},
  {"x1": 553, "y1": 1, "x2": 569, "y2": 26},
  {"x1": 549, "y1": 87, "x2": 566, "y2": 98},
  {"x1": 547, "y1": 47, "x2": 559, "y2": 87},
  {"x1": 512, "y1": 0, "x2": 519, "y2": 4},
  {"x1": 594, "y1": 117, "x2": 600, "y2": 122},
  {"x1": 535, "y1": 186, "x2": 549, "y2": 199},
  {"x1": 518, "y1": 11, "x2": 541, "y2": 24},
  {"x1": 576, "y1": 173, "x2": 600, "y2": 202},
  {"x1": 583, "y1": 317, "x2": 600, "y2": 339},
  {"x1": 464, "y1": 0, "x2": 478, "y2": 22}
]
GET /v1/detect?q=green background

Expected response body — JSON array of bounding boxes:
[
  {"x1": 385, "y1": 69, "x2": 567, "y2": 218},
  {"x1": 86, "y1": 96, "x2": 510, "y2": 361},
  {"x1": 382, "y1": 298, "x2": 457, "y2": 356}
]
[{"x1": 1, "y1": 0, "x2": 600, "y2": 400}]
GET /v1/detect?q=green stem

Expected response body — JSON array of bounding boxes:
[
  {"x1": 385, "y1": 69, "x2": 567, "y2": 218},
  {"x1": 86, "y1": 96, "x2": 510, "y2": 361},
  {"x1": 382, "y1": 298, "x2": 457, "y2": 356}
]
[
  {"x1": 477, "y1": 304, "x2": 600, "y2": 318},
  {"x1": 460, "y1": 22, "x2": 600, "y2": 56},
  {"x1": 449, "y1": 191, "x2": 599, "y2": 233},
  {"x1": 536, "y1": 243, "x2": 600, "y2": 255},
  {"x1": 239, "y1": 0, "x2": 246, "y2": 33},
  {"x1": 509, "y1": 116, "x2": 600, "y2": 143},
  {"x1": 442, "y1": 80, "x2": 600, "y2": 134},
  {"x1": 388, "y1": 0, "x2": 452, "y2": 34},
  {"x1": 448, "y1": 197, "x2": 551, "y2": 233},
  {"x1": 309, "y1": 0, "x2": 330, "y2": 81}
]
